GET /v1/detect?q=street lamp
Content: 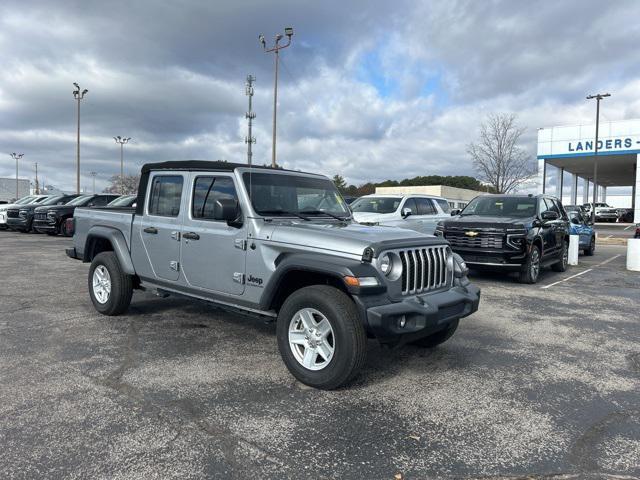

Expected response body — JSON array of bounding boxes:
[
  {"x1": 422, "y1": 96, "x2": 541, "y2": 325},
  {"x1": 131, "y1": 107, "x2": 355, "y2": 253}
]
[
  {"x1": 114, "y1": 136, "x2": 131, "y2": 194},
  {"x1": 259, "y1": 26, "x2": 294, "y2": 168},
  {"x1": 586, "y1": 92, "x2": 611, "y2": 223},
  {"x1": 10, "y1": 153, "x2": 24, "y2": 200},
  {"x1": 89, "y1": 171, "x2": 97, "y2": 194},
  {"x1": 73, "y1": 83, "x2": 88, "y2": 194}
]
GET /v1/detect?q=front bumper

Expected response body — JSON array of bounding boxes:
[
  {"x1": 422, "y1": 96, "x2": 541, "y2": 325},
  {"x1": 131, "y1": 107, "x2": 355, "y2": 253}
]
[
  {"x1": 33, "y1": 218, "x2": 58, "y2": 232},
  {"x1": 360, "y1": 284, "x2": 480, "y2": 344},
  {"x1": 6, "y1": 216, "x2": 31, "y2": 231},
  {"x1": 452, "y1": 248, "x2": 527, "y2": 270}
]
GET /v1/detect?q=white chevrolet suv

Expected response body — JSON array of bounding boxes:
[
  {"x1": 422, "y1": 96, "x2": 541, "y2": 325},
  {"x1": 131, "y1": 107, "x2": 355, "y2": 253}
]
[{"x1": 350, "y1": 194, "x2": 451, "y2": 235}]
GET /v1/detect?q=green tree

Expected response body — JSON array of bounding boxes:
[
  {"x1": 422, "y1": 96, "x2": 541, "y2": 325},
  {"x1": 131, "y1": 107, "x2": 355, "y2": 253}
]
[{"x1": 332, "y1": 174, "x2": 347, "y2": 192}]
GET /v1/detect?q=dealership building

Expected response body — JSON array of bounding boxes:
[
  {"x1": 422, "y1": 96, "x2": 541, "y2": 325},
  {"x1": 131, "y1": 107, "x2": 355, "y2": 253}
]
[
  {"x1": 0, "y1": 177, "x2": 30, "y2": 203},
  {"x1": 537, "y1": 118, "x2": 640, "y2": 222}
]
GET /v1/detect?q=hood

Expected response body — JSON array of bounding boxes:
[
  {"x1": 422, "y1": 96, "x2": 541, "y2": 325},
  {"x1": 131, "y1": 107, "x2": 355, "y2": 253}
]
[
  {"x1": 269, "y1": 220, "x2": 434, "y2": 256},
  {"x1": 352, "y1": 211, "x2": 396, "y2": 224},
  {"x1": 0, "y1": 203, "x2": 20, "y2": 211},
  {"x1": 442, "y1": 214, "x2": 530, "y2": 230},
  {"x1": 43, "y1": 204, "x2": 76, "y2": 213}
]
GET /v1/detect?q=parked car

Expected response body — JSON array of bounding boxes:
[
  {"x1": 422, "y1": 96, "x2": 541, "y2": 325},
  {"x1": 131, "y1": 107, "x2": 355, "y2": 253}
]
[
  {"x1": 435, "y1": 194, "x2": 570, "y2": 284},
  {"x1": 66, "y1": 161, "x2": 480, "y2": 389},
  {"x1": 351, "y1": 194, "x2": 451, "y2": 235},
  {"x1": 106, "y1": 194, "x2": 137, "y2": 208},
  {"x1": 1, "y1": 195, "x2": 51, "y2": 230},
  {"x1": 565, "y1": 204, "x2": 589, "y2": 216},
  {"x1": 33, "y1": 193, "x2": 120, "y2": 236},
  {"x1": 6, "y1": 194, "x2": 79, "y2": 233},
  {"x1": 616, "y1": 208, "x2": 634, "y2": 223},
  {"x1": 567, "y1": 210, "x2": 595, "y2": 256},
  {"x1": 582, "y1": 202, "x2": 618, "y2": 222}
]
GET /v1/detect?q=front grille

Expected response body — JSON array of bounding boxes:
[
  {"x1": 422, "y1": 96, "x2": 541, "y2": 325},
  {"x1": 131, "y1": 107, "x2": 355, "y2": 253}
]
[
  {"x1": 445, "y1": 232, "x2": 504, "y2": 249},
  {"x1": 398, "y1": 245, "x2": 451, "y2": 295},
  {"x1": 7, "y1": 209, "x2": 19, "y2": 218},
  {"x1": 35, "y1": 212, "x2": 48, "y2": 220}
]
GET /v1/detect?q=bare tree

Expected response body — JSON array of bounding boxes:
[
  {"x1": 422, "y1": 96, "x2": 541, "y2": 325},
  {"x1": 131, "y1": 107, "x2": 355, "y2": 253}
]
[
  {"x1": 103, "y1": 174, "x2": 139, "y2": 195},
  {"x1": 467, "y1": 113, "x2": 534, "y2": 193}
]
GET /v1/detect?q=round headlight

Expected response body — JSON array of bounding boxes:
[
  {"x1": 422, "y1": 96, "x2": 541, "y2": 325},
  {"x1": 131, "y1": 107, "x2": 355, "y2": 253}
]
[{"x1": 380, "y1": 253, "x2": 392, "y2": 275}]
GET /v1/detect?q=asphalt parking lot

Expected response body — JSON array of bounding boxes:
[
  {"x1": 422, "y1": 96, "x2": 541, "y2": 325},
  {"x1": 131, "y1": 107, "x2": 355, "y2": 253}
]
[{"x1": 1, "y1": 232, "x2": 639, "y2": 479}]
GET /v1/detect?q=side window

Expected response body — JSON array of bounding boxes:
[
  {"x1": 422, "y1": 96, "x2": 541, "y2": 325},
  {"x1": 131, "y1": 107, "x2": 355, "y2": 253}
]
[
  {"x1": 402, "y1": 198, "x2": 418, "y2": 215},
  {"x1": 148, "y1": 175, "x2": 184, "y2": 217},
  {"x1": 538, "y1": 198, "x2": 550, "y2": 217},
  {"x1": 434, "y1": 198, "x2": 450, "y2": 214},
  {"x1": 415, "y1": 198, "x2": 437, "y2": 215},
  {"x1": 192, "y1": 176, "x2": 239, "y2": 220},
  {"x1": 552, "y1": 199, "x2": 567, "y2": 219},
  {"x1": 92, "y1": 196, "x2": 112, "y2": 207}
]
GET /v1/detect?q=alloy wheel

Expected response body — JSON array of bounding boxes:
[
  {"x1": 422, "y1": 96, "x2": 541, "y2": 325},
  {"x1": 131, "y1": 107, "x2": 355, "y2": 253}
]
[
  {"x1": 92, "y1": 265, "x2": 112, "y2": 304},
  {"x1": 288, "y1": 308, "x2": 335, "y2": 371},
  {"x1": 530, "y1": 249, "x2": 540, "y2": 281}
]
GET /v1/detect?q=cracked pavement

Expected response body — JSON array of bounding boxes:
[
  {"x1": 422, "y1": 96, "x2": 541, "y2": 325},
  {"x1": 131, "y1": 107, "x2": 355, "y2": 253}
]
[{"x1": 0, "y1": 232, "x2": 639, "y2": 479}]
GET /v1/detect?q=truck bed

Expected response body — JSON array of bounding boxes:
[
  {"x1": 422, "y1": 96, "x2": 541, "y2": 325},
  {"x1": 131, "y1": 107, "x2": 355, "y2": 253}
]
[{"x1": 73, "y1": 207, "x2": 136, "y2": 256}]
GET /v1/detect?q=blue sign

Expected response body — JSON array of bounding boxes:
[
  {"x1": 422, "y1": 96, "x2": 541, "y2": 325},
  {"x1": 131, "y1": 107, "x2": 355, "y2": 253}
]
[{"x1": 568, "y1": 137, "x2": 636, "y2": 152}]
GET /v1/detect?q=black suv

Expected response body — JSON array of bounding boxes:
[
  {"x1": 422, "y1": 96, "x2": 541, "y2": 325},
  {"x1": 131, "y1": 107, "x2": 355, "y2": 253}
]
[
  {"x1": 6, "y1": 194, "x2": 79, "y2": 233},
  {"x1": 435, "y1": 194, "x2": 570, "y2": 284},
  {"x1": 33, "y1": 194, "x2": 120, "y2": 236}
]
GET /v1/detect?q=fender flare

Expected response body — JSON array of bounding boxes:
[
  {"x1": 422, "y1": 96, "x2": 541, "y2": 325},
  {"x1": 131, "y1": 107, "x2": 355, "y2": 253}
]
[
  {"x1": 258, "y1": 252, "x2": 383, "y2": 311},
  {"x1": 83, "y1": 226, "x2": 136, "y2": 275}
]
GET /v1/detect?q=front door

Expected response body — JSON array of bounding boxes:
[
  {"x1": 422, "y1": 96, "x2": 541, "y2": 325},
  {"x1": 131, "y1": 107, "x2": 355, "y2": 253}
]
[
  {"x1": 180, "y1": 173, "x2": 247, "y2": 296},
  {"x1": 140, "y1": 173, "x2": 186, "y2": 281},
  {"x1": 538, "y1": 197, "x2": 557, "y2": 257}
]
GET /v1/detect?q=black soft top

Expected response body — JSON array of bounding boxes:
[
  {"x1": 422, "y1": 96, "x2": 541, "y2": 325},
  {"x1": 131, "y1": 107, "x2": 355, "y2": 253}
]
[{"x1": 141, "y1": 160, "x2": 296, "y2": 174}]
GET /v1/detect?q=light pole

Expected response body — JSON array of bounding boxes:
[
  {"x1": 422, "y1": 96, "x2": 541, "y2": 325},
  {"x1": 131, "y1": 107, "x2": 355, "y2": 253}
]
[
  {"x1": 89, "y1": 171, "x2": 97, "y2": 194},
  {"x1": 34, "y1": 162, "x2": 39, "y2": 194},
  {"x1": 73, "y1": 83, "x2": 88, "y2": 194},
  {"x1": 586, "y1": 92, "x2": 611, "y2": 223},
  {"x1": 114, "y1": 136, "x2": 131, "y2": 194},
  {"x1": 259, "y1": 27, "x2": 294, "y2": 168},
  {"x1": 10, "y1": 153, "x2": 24, "y2": 200}
]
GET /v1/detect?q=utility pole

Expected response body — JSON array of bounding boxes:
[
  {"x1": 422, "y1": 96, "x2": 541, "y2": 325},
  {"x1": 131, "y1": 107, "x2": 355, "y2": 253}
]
[
  {"x1": 114, "y1": 136, "x2": 131, "y2": 194},
  {"x1": 34, "y1": 162, "x2": 39, "y2": 194},
  {"x1": 89, "y1": 171, "x2": 97, "y2": 194},
  {"x1": 10, "y1": 153, "x2": 24, "y2": 199},
  {"x1": 259, "y1": 27, "x2": 294, "y2": 168},
  {"x1": 245, "y1": 75, "x2": 256, "y2": 166},
  {"x1": 586, "y1": 92, "x2": 611, "y2": 223},
  {"x1": 73, "y1": 83, "x2": 88, "y2": 194}
]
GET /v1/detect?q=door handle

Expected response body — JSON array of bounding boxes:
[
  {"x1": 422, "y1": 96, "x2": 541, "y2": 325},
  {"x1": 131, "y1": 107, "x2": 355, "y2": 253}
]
[
  {"x1": 183, "y1": 232, "x2": 200, "y2": 241},
  {"x1": 143, "y1": 227, "x2": 158, "y2": 234}
]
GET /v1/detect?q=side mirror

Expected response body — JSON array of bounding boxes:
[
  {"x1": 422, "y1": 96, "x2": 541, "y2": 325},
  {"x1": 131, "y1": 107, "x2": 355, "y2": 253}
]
[
  {"x1": 87, "y1": 202, "x2": 95, "y2": 207},
  {"x1": 401, "y1": 207, "x2": 412, "y2": 218},
  {"x1": 450, "y1": 209, "x2": 461, "y2": 216},
  {"x1": 214, "y1": 198, "x2": 239, "y2": 222},
  {"x1": 541, "y1": 211, "x2": 559, "y2": 221}
]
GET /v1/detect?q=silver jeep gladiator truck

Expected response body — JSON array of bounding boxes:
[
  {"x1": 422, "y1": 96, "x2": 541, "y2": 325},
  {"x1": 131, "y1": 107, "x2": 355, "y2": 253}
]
[{"x1": 67, "y1": 161, "x2": 480, "y2": 389}]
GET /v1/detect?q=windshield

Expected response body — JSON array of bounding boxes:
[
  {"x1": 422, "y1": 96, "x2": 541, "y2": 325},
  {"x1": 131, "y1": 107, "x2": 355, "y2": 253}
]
[
  {"x1": 15, "y1": 196, "x2": 35, "y2": 205},
  {"x1": 108, "y1": 195, "x2": 136, "y2": 206},
  {"x1": 460, "y1": 196, "x2": 537, "y2": 217},
  {"x1": 243, "y1": 172, "x2": 349, "y2": 218},
  {"x1": 67, "y1": 195, "x2": 93, "y2": 206},
  {"x1": 39, "y1": 196, "x2": 68, "y2": 206},
  {"x1": 350, "y1": 197, "x2": 401, "y2": 214},
  {"x1": 31, "y1": 196, "x2": 50, "y2": 204}
]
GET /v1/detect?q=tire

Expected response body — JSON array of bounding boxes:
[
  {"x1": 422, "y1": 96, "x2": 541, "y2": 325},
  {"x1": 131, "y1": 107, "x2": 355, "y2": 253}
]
[
  {"x1": 551, "y1": 239, "x2": 569, "y2": 272},
  {"x1": 60, "y1": 219, "x2": 71, "y2": 237},
  {"x1": 276, "y1": 285, "x2": 367, "y2": 390},
  {"x1": 88, "y1": 251, "x2": 133, "y2": 316},
  {"x1": 519, "y1": 244, "x2": 541, "y2": 284},
  {"x1": 411, "y1": 319, "x2": 459, "y2": 348},
  {"x1": 584, "y1": 236, "x2": 595, "y2": 256}
]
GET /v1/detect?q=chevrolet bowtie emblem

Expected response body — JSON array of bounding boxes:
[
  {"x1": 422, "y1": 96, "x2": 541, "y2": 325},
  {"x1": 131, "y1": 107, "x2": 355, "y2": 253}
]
[{"x1": 465, "y1": 231, "x2": 479, "y2": 237}]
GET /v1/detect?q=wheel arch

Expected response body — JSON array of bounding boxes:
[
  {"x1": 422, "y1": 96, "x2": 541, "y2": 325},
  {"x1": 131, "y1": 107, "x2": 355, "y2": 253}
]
[{"x1": 83, "y1": 226, "x2": 136, "y2": 275}]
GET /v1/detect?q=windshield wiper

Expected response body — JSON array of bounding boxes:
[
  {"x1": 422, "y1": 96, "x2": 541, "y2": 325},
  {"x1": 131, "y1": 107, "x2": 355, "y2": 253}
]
[
  {"x1": 300, "y1": 209, "x2": 348, "y2": 221},
  {"x1": 257, "y1": 209, "x2": 310, "y2": 221}
]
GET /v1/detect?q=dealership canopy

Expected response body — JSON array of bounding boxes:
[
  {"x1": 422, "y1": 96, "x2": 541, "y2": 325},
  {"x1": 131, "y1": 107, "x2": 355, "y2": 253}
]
[{"x1": 537, "y1": 118, "x2": 640, "y2": 222}]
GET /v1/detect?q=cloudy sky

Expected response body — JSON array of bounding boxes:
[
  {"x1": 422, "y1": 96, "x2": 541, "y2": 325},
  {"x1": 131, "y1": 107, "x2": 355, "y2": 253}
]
[{"x1": 1, "y1": 0, "x2": 640, "y2": 194}]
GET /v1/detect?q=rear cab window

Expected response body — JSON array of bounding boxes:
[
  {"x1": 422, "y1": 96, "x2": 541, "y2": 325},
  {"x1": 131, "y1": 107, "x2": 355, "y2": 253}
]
[{"x1": 148, "y1": 175, "x2": 184, "y2": 217}]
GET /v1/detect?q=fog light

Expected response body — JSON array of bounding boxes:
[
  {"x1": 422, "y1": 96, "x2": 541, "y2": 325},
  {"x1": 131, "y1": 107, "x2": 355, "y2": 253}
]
[{"x1": 398, "y1": 316, "x2": 406, "y2": 328}]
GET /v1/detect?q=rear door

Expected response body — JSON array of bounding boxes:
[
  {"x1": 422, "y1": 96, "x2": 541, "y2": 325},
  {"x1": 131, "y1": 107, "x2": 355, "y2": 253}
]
[
  {"x1": 139, "y1": 173, "x2": 186, "y2": 281},
  {"x1": 180, "y1": 173, "x2": 247, "y2": 296}
]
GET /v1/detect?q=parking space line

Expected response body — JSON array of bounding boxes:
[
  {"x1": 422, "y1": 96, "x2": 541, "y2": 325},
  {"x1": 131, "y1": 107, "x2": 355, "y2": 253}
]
[
  {"x1": 596, "y1": 254, "x2": 621, "y2": 266},
  {"x1": 540, "y1": 269, "x2": 593, "y2": 289}
]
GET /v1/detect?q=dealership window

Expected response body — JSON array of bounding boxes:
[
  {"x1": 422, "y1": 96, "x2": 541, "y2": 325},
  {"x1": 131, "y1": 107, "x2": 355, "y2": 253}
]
[{"x1": 148, "y1": 175, "x2": 184, "y2": 217}]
